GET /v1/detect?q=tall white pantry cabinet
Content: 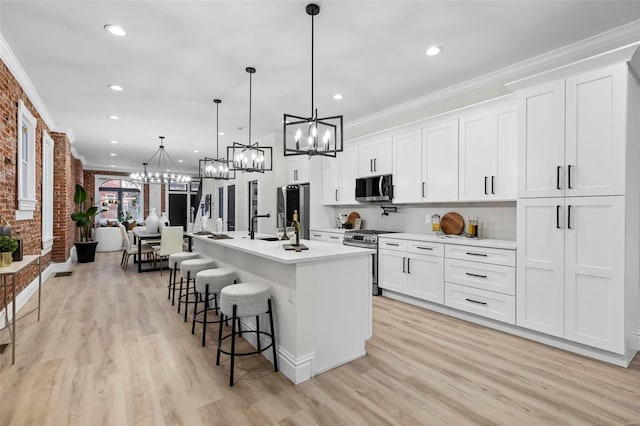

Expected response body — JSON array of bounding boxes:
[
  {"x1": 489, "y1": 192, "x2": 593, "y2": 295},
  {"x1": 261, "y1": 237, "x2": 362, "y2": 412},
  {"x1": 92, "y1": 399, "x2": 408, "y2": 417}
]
[{"x1": 510, "y1": 46, "x2": 640, "y2": 366}]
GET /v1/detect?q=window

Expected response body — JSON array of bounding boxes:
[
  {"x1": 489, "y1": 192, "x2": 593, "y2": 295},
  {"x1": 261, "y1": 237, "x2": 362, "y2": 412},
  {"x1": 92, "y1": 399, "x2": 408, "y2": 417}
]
[
  {"x1": 17, "y1": 99, "x2": 37, "y2": 219},
  {"x1": 98, "y1": 179, "x2": 142, "y2": 222},
  {"x1": 42, "y1": 131, "x2": 54, "y2": 253}
]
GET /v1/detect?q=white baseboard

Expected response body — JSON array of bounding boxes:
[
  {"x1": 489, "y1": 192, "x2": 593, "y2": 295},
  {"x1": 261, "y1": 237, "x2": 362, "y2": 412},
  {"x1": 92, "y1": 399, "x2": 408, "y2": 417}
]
[{"x1": 0, "y1": 256, "x2": 72, "y2": 324}]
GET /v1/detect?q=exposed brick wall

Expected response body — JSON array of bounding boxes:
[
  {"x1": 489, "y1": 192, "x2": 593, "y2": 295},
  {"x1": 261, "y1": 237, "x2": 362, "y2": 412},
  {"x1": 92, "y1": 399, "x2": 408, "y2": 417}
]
[
  {"x1": 0, "y1": 58, "x2": 63, "y2": 309},
  {"x1": 52, "y1": 132, "x2": 75, "y2": 262}
]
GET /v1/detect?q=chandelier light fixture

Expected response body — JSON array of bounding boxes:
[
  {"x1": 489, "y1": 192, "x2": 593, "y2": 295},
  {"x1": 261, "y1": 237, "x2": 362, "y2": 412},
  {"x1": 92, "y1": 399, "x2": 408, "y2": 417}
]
[
  {"x1": 130, "y1": 136, "x2": 191, "y2": 184},
  {"x1": 199, "y1": 99, "x2": 234, "y2": 180},
  {"x1": 227, "y1": 67, "x2": 273, "y2": 173},
  {"x1": 283, "y1": 3, "x2": 343, "y2": 158}
]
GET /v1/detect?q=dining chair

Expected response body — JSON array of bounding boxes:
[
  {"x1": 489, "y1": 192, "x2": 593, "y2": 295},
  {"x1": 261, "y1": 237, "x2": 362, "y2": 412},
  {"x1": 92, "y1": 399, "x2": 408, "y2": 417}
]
[
  {"x1": 154, "y1": 226, "x2": 185, "y2": 275},
  {"x1": 119, "y1": 223, "x2": 155, "y2": 271}
]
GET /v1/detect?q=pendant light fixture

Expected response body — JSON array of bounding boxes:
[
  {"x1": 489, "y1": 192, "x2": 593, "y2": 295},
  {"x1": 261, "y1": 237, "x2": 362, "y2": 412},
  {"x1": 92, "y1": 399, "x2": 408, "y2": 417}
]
[
  {"x1": 228, "y1": 67, "x2": 273, "y2": 173},
  {"x1": 199, "y1": 99, "x2": 234, "y2": 180},
  {"x1": 130, "y1": 136, "x2": 191, "y2": 184},
  {"x1": 283, "y1": 3, "x2": 343, "y2": 158}
]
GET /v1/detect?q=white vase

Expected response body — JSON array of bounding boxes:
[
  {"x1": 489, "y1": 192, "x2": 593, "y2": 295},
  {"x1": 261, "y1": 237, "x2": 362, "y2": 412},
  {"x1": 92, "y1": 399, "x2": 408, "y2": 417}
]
[
  {"x1": 145, "y1": 208, "x2": 160, "y2": 233},
  {"x1": 159, "y1": 211, "x2": 170, "y2": 230}
]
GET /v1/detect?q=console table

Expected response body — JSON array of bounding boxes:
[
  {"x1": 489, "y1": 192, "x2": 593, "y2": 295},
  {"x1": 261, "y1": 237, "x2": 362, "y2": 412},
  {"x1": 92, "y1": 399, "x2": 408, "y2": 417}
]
[{"x1": 0, "y1": 255, "x2": 42, "y2": 365}]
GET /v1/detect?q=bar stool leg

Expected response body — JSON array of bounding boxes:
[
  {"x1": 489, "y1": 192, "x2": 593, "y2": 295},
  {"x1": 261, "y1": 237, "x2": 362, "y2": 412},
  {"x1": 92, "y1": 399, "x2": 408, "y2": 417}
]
[
  {"x1": 230, "y1": 304, "x2": 237, "y2": 387},
  {"x1": 268, "y1": 299, "x2": 278, "y2": 372},
  {"x1": 202, "y1": 284, "x2": 210, "y2": 347},
  {"x1": 216, "y1": 314, "x2": 224, "y2": 366},
  {"x1": 191, "y1": 289, "x2": 199, "y2": 335},
  {"x1": 256, "y1": 315, "x2": 261, "y2": 352},
  {"x1": 168, "y1": 268, "x2": 173, "y2": 300},
  {"x1": 176, "y1": 275, "x2": 183, "y2": 309}
]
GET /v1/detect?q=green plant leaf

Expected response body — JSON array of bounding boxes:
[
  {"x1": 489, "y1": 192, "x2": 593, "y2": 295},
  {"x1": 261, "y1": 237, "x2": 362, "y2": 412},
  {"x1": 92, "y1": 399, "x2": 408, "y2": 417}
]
[{"x1": 73, "y1": 184, "x2": 87, "y2": 205}]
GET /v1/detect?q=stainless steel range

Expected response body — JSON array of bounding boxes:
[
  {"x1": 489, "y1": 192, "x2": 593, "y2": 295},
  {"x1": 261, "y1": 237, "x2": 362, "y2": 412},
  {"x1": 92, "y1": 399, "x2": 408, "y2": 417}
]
[{"x1": 343, "y1": 229, "x2": 395, "y2": 295}]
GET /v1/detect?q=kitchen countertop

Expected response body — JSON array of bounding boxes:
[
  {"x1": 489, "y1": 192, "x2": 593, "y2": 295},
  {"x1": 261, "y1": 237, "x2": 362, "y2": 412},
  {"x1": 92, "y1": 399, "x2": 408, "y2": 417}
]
[
  {"x1": 379, "y1": 233, "x2": 516, "y2": 250},
  {"x1": 189, "y1": 231, "x2": 373, "y2": 264},
  {"x1": 309, "y1": 228, "x2": 348, "y2": 234}
]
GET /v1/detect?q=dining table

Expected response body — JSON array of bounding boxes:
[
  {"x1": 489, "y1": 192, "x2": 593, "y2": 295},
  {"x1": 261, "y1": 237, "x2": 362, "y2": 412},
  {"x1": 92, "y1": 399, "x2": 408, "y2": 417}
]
[{"x1": 131, "y1": 228, "x2": 193, "y2": 273}]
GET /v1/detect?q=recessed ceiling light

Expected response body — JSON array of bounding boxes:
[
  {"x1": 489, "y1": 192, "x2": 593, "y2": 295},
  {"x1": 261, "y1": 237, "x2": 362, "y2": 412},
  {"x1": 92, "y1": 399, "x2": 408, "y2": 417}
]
[
  {"x1": 218, "y1": 132, "x2": 224, "y2": 136},
  {"x1": 108, "y1": 84, "x2": 123, "y2": 92},
  {"x1": 108, "y1": 115, "x2": 119, "y2": 120},
  {"x1": 109, "y1": 140, "x2": 118, "y2": 144},
  {"x1": 178, "y1": 159, "x2": 184, "y2": 163},
  {"x1": 333, "y1": 93, "x2": 343, "y2": 100},
  {"x1": 104, "y1": 24, "x2": 126, "y2": 37},
  {"x1": 425, "y1": 45, "x2": 443, "y2": 56},
  {"x1": 193, "y1": 150, "x2": 199, "y2": 153},
  {"x1": 110, "y1": 153, "x2": 117, "y2": 157}
]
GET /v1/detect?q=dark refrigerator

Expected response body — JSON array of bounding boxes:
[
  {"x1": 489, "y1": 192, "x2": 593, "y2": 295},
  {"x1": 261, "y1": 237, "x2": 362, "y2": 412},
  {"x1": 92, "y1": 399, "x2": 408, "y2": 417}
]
[{"x1": 277, "y1": 184, "x2": 310, "y2": 239}]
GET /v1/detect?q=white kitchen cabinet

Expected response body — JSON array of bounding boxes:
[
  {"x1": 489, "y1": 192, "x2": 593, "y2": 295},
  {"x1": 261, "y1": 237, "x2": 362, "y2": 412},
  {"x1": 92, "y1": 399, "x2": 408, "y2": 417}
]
[
  {"x1": 517, "y1": 64, "x2": 626, "y2": 199},
  {"x1": 459, "y1": 105, "x2": 517, "y2": 201},
  {"x1": 422, "y1": 119, "x2": 459, "y2": 202},
  {"x1": 287, "y1": 156, "x2": 310, "y2": 184},
  {"x1": 517, "y1": 196, "x2": 626, "y2": 352},
  {"x1": 358, "y1": 137, "x2": 392, "y2": 177},
  {"x1": 564, "y1": 196, "x2": 625, "y2": 353},
  {"x1": 321, "y1": 145, "x2": 358, "y2": 205},
  {"x1": 516, "y1": 198, "x2": 565, "y2": 337},
  {"x1": 406, "y1": 254, "x2": 444, "y2": 304},
  {"x1": 392, "y1": 129, "x2": 422, "y2": 203},
  {"x1": 310, "y1": 229, "x2": 344, "y2": 244},
  {"x1": 378, "y1": 249, "x2": 408, "y2": 293}
]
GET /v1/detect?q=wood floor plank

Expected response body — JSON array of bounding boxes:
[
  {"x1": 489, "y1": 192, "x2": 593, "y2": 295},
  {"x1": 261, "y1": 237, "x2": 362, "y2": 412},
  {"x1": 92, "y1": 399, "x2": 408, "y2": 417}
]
[{"x1": 1, "y1": 251, "x2": 639, "y2": 426}]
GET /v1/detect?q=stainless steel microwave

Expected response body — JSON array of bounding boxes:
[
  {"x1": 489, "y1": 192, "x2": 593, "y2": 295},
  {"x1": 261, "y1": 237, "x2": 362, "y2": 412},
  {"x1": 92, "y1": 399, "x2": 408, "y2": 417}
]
[{"x1": 355, "y1": 174, "x2": 393, "y2": 202}]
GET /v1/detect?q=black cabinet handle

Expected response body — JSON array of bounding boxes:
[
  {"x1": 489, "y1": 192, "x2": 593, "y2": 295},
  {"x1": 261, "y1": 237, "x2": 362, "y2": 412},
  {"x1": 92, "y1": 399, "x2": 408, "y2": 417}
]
[
  {"x1": 335, "y1": 189, "x2": 338, "y2": 202},
  {"x1": 568, "y1": 165, "x2": 572, "y2": 189},
  {"x1": 312, "y1": 234, "x2": 321, "y2": 237},
  {"x1": 407, "y1": 258, "x2": 411, "y2": 274},
  {"x1": 465, "y1": 272, "x2": 487, "y2": 279},
  {"x1": 374, "y1": 158, "x2": 377, "y2": 172},
  {"x1": 370, "y1": 159, "x2": 373, "y2": 172},
  {"x1": 329, "y1": 236, "x2": 339, "y2": 239},
  {"x1": 385, "y1": 242, "x2": 399, "y2": 246},
  {"x1": 465, "y1": 298, "x2": 487, "y2": 305},
  {"x1": 402, "y1": 257, "x2": 406, "y2": 273},
  {"x1": 567, "y1": 205, "x2": 572, "y2": 229},
  {"x1": 466, "y1": 252, "x2": 487, "y2": 257},
  {"x1": 556, "y1": 205, "x2": 561, "y2": 229},
  {"x1": 416, "y1": 246, "x2": 433, "y2": 250},
  {"x1": 557, "y1": 166, "x2": 561, "y2": 190},
  {"x1": 484, "y1": 176, "x2": 488, "y2": 195},
  {"x1": 491, "y1": 176, "x2": 495, "y2": 194},
  {"x1": 422, "y1": 182, "x2": 425, "y2": 198}
]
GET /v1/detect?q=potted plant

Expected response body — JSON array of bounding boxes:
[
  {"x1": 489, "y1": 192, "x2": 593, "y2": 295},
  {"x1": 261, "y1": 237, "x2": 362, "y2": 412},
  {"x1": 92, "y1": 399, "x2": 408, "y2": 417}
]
[
  {"x1": 0, "y1": 235, "x2": 18, "y2": 267},
  {"x1": 71, "y1": 184, "x2": 100, "y2": 263}
]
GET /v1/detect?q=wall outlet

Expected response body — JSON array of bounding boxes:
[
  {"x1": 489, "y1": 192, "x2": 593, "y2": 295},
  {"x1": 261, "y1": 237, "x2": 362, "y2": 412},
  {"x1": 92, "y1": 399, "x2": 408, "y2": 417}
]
[{"x1": 425, "y1": 214, "x2": 431, "y2": 224}]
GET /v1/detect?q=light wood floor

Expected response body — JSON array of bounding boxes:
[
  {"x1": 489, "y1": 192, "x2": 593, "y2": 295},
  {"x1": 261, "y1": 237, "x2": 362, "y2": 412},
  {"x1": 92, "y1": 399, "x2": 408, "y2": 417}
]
[{"x1": 1, "y1": 251, "x2": 639, "y2": 425}]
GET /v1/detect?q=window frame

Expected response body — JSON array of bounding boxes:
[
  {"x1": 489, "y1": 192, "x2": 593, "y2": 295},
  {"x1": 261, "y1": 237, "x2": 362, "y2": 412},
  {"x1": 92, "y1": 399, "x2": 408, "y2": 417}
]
[
  {"x1": 16, "y1": 99, "x2": 37, "y2": 220},
  {"x1": 41, "y1": 130, "x2": 54, "y2": 253}
]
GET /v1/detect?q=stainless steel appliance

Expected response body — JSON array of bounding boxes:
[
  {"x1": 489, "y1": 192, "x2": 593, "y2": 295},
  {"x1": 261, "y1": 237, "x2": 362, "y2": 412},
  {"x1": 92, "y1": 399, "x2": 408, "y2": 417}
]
[
  {"x1": 277, "y1": 184, "x2": 310, "y2": 239},
  {"x1": 355, "y1": 174, "x2": 393, "y2": 202},
  {"x1": 343, "y1": 229, "x2": 395, "y2": 295}
]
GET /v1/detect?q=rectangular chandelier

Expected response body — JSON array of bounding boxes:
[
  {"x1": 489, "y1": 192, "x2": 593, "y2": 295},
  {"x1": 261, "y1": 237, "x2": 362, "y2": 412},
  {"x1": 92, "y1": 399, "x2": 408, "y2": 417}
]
[
  {"x1": 283, "y1": 111, "x2": 343, "y2": 157},
  {"x1": 227, "y1": 141, "x2": 273, "y2": 173},
  {"x1": 199, "y1": 157, "x2": 235, "y2": 180}
]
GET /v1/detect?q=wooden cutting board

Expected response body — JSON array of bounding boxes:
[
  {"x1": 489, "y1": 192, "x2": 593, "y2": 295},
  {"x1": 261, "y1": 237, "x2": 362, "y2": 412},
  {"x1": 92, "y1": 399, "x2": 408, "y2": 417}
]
[
  {"x1": 441, "y1": 212, "x2": 464, "y2": 235},
  {"x1": 347, "y1": 211, "x2": 360, "y2": 225}
]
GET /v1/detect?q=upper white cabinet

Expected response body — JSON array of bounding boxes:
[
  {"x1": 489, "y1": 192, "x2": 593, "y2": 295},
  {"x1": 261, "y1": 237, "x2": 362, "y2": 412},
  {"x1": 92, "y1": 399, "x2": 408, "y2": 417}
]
[
  {"x1": 518, "y1": 64, "x2": 626, "y2": 198},
  {"x1": 358, "y1": 137, "x2": 392, "y2": 177},
  {"x1": 392, "y1": 129, "x2": 422, "y2": 203},
  {"x1": 287, "y1": 156, "x2": 310, "y2": 184},
  {"x1": 322, "y1": 145, "x2": 358, "y2": 205},
  {"x1": 422, "y1": 119, "x2": 459, "y2": 202},
  {"x1": 459, "y1": 105, "x2": 517, "y2": 201}
]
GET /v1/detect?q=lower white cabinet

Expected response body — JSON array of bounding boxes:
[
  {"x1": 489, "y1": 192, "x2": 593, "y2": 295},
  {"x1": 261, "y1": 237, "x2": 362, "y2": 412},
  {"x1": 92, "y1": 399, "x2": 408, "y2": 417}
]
[
  {"x1": 517, "y1": 196, "x2": 626, "y2": 353},
  {"x1": 379, "y1": 242, "x2": 444, "y2": 304},
  {"x1": 309, "y1": 230, "x2": 344, "y2": 244},
  {"x1": 445, "y1": 282, "x2": 516, "y2": 324}
]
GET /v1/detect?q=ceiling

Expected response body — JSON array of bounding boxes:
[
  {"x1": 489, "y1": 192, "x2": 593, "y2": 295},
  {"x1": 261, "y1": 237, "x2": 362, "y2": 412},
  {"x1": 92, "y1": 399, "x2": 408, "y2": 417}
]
[{"x1": 2, "y1": 1, "x2": 640, "y2": 174}]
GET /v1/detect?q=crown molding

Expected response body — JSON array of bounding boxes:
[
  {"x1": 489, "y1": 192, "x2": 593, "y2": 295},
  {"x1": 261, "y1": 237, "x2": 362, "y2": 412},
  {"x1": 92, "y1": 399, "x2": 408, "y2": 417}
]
[
  {"x1": 0, "y1": 32, "x2": 56, "y2": 131},
  {"x1": 70, "y1": 146, "x2": 85, "y2": 165},
  {"x1": 61, "y1": 127, "x2": 76, "y2": 144},
  {"x1": 346, "y1": 19, "x2": 640, "y2": 131}
]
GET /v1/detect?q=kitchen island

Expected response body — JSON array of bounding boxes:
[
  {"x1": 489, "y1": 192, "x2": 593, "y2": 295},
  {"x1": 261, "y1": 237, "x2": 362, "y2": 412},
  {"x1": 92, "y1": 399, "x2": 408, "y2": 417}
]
[{"x1": 190, "y1": 231, "x2": 373, "y2": 384}]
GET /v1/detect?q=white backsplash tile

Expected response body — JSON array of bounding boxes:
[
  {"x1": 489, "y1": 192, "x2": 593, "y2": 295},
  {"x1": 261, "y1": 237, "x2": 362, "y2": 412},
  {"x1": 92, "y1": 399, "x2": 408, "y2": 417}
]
[{"x1": 333, "y1": 202, "x2": 516, "y2": 241}]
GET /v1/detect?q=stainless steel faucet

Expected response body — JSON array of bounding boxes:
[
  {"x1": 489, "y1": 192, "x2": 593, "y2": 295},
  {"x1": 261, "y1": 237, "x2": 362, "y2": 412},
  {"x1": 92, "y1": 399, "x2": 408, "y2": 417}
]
[{"x1": 250, "y1": 213, "x2": 270, "y2": 239}]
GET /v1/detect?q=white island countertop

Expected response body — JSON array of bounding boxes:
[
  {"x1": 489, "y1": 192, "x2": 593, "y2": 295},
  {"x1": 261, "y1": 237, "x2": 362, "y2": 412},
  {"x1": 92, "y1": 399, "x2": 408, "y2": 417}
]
[
  {"x1": 189, "y1": 231, "x2": 373, "y2": 265},
  {"x1": 379, "y1": 233, "x2": 516, "y2": 250}
]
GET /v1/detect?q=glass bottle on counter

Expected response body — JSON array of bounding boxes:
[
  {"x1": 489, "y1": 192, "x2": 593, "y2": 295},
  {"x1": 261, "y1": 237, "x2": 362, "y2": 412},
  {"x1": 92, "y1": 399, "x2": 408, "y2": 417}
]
[{"x1": 292, "y1": 210, "x2": 301, "y2": 246}]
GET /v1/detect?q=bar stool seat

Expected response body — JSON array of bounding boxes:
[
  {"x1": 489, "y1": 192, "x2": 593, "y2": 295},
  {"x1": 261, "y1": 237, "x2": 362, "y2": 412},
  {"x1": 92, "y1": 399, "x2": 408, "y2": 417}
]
[
  {"x1": 167, "y1": 252, "x2": 200, "y2": 305},
  {"x1": 216, "y1": 283, "x2": 278, "y2": 386},
  {"x1": 178, "y1": 258, "x2": 216, "y2": 322},
  {"x1": 192, "y1": 268, "x2": 237, "y2": 346}
]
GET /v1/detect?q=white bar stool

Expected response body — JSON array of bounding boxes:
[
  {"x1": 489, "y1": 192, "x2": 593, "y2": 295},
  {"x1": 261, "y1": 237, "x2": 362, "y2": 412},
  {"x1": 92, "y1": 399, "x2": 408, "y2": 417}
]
[
  {"x1": 217, "y1": 282, "x2": 278, "y2": 386},
  {"x1": 192, "y1": 268, "x2": 237, "y2": 346},
  {"x1": 178, "y1": 258, "x2": 216, "y2": 322},
  {"x1": 168, "y1": 252, "x2": 200, "y2": 304}
]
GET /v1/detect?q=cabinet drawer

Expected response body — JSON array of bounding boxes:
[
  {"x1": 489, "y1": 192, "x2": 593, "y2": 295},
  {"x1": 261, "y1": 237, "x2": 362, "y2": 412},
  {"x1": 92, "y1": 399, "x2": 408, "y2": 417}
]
[
  {"x1": 445, "y1": 244, "x2": 515, "y2": 267},
  {"x1": 407, "y1": 241, "x2": 444, "y2": 257},
  {"x1": 445, "y1": 259, "x2": 515, "y2": 295},
  {"x1": 379, "y1": 238, "x2": 408, "y2": 251},
  {"x1": 325, "y1": 233, "x2": 343, "y2": 243},
  {"x1": 445, "y1": 282, "x2": 515, "y2": 324},
  {"x1": 310, "y1": 231, "x2": 326, "y2": 241}
]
